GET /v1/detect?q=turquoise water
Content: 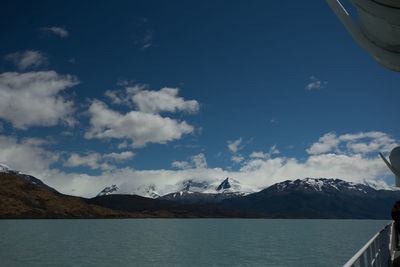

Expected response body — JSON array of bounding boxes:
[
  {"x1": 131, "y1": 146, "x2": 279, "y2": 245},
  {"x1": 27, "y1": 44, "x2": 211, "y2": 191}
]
[{"x1": 0, "y1": 219, "x2": 389, "y2": 266}]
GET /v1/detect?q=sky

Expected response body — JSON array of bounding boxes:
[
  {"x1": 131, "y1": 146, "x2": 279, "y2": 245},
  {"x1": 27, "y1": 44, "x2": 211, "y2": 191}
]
[{"x1": 0, "y1": 0, "x2": 399, "y2": 197}]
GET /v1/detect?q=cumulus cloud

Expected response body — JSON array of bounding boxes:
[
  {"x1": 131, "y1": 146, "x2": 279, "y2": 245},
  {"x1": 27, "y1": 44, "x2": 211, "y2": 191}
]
[
  {"x1": 64, "y1": 153, "x2": 114, "y2": 170},
  {"x1": 231, "y1": 155, "x2": 244, "y2": 163},
  {"x1": 41, "y1": 26, "x2": 69, "y2": 38},
  {"x1": 5, "y1": 50, "x2": 48, "y2": 71},
  {"x1": 132, "y1": 87, "x2": 199, "y2": 114},
  {"x1": 307, "y1": 131, "x2": 397, "y2": 155},
  {"x1": 305, "y1": 76, "x2": 327, "y2": 90},
  {"x1": 228, "y1": 138, "x2": 243, "y2": 153},
  {"x1": 103, "y1": 151, "x2": 134, "y2": 161},
  {"x1": 171, "y1": 160, "x2": 190, "y2": 169},
  {"x1": 85, "y1": 100, "x2": 194, "y2": 147},
  {"x1": 307, "y1": 132, "x2": 340, "y2": 154},
  {"x1": 0, "y1": 71, "x2": 78, "y2": 129},
  {"x1": 105, "y1": 85, "x2": 199, "y2": 114},
  {"x1": 250, "y1": 145, "x2": 280, "y2": 159},
  {"x1": 171, "y1": 153, "x2": 207, "y2": 169},
  {"x1": 64, "y1": 151, "x2": 134, "y2": 170},
  {"x1": 118, "y1": 141, "x2": 128, "y2": 149},
  {"x1": 192, "y1": 153, "x2": 207, "y2": 168}
]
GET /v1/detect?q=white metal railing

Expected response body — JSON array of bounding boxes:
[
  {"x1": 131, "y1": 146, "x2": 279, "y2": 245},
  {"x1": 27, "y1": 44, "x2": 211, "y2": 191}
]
[{"x1": 343, "y1": 222, "x2": 392, "y2": 267}]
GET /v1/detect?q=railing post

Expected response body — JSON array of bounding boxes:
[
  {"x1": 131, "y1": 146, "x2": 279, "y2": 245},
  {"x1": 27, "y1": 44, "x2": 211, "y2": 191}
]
[
  {"x1": 360, "y1": 251, "x2": 366, "y2": 267},
  {"x1": 343, "y1": 223, "x2": 393, "y2": 267},
  {"x1": 367, "y1": 246, "x2": 372, "y2": 266}
]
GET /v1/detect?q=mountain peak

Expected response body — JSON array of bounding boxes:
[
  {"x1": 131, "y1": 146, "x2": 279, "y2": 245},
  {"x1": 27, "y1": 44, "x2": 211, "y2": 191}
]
[
  {"x1": 97, "y1": 185, "x2": 119, "y2": 196},
  {"x1": 216, "y1": 177, "x2": 231, "y2": 191}
]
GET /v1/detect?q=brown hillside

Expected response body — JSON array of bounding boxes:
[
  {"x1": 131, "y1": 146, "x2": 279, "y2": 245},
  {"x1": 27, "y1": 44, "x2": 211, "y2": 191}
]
[{"x1": 0, "y1": 173, "x2": 132, "y2": 219}]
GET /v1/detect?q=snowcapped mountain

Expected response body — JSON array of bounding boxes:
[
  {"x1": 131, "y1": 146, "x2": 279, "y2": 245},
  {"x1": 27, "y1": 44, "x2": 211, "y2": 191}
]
[
  {"x1": 97, "y1": 185, "x2": 119, "y2": 196},
  {"x1": 219, "y1": 177, "x2": 400, "y2": 219},
  {"x1": 136, "y1": 184, "x2": 160, "y2": 198},
  {"x1": 96, "y1": 183, "x2": 161, "y2": 198},
  {"x1": 173, "y1": 177, "x2": 253, "y2": 195},
  {"x1": 158, "y1": 177, "x2": 252, "y2": 204},
  {"x1": 268, "y1": 178, "x2": 375, "y2": 194},
  {"x1": 96, "y1": 177, "x2": 253, "y2": 200}
]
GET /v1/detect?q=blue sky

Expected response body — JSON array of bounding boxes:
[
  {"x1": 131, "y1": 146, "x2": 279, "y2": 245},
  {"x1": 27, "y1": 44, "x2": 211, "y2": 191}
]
[{"x1": 0, "y1": 0, "x2": 399, "y2": 196}]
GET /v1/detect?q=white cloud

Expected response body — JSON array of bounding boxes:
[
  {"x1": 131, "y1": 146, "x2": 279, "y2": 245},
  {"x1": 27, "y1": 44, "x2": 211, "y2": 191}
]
[
  {"x1": 171, "y1": 160, "x2": 190, "y2": 169},
  {"x1": 228, "y1": 137, "x2": 242, "y2": 153},
  {"x1": 0, "y1": 71, "x2": 78, "y2": 129},
  {"x1": 250, "y1": 145, "x2": 280, "y2": 159},
  {"x1": 41, "y1": 26, "x2": 69, "y2": 38},
  {"x1": 105, "y1": 85, "x2": 199, "y2": 116},
  {"x1": 192, "y1": 153, "x2": 207, "y2": 169},
  {"x1": 5, "y1": 50, "x2": 48, "y2": 71},
  {"x1": 103, "y1": 151, "x2": 134, "y2": 161},
  {"x1": 132, "y1": 87, "x2": 200, "y2": 114},
  {"x1": 231, "y1": 155, "x2": 244, "y2": 163},
  {"x1": 64, "y1": 151, "x2": 134, "y2": 170},
  {"x1": 85, "y1": 100, "x2": 194, "y2": 148},
  {"x1": 105, "y1": 89, "x2": 130, "y2": 105},
  {"x1": 117, "y1": 141, "x2": 129, "y2": 149},
  {"x1": 305, "y1": 76, "x2": 327, "y2": 90},
  {"x1": 64, "y1": 153, "x2": 114, "y2": 170},
  {"x1": 307, "y1": 132, "x2": 340, "y2": 154},
  {"x1": 171, "y1": 153, "x2": 207, "y2": 169},
  {"x1": 0, "y1": 135, "x2": 59, "y2": 177},
  {"x1": 307, "y1": 131, "x2": 397, "y2": 155}
]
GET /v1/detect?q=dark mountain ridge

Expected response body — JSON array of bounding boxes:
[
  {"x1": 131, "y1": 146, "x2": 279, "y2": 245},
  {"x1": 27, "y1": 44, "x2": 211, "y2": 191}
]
[
  {"x1": 2, "y1": 164, "x2": 400, "y2": 219},
  {"x1": 218, "y1": 178, "x2": 400, "y2": 219}
]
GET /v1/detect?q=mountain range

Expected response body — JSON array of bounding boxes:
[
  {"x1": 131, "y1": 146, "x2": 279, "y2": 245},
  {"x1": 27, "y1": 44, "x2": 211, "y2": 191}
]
[
  {"x1": 1, "y1": 164, "x2": 400, "y2": 219},
  {"x1": 0, "y1": 166, "x2": 269, "y2": 219}
]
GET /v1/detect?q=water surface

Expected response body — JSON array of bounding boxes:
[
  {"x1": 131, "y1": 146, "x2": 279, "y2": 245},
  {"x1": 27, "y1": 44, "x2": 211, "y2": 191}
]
[{"x1": 0, "y1": 219, "x2": 389, "y2": 266}]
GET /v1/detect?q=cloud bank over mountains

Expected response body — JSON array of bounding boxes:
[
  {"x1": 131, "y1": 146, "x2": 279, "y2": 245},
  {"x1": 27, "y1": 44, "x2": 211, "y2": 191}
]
[{"x1": 0, "y1": 129, "x2": 395, "y2": 197}]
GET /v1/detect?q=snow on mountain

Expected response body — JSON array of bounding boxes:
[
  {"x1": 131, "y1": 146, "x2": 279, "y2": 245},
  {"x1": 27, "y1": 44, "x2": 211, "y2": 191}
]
[
  {"x1": 96, "y1": 177, "x2": 255, "y2": 199},
  {"x1": 0, "y1": 163, "x2": 11, "y2": 172},
  {"x1": 267, "y1": 178, "x2": 379, "y2": 194},
  {"x1": 97, "y1": 184, "x2": 119, "y2": 196},
  {"x1": 96, "y1": 183, "x2": 161, "y2": 198},
  {"x1": 136, "y1": 184, "x2": 160, "y2": 198},
  {"x1": 171, "y1": 177, "x2": 254, "y2": 195},
  {"x1": 98, "y1": 177, "x2": 396, "y2": 200}
]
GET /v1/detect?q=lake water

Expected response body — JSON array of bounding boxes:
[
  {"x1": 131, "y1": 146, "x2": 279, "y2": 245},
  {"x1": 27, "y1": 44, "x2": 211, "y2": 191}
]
[{"x1": 0, "y1": 219, "x2": 389, "y2": 266}]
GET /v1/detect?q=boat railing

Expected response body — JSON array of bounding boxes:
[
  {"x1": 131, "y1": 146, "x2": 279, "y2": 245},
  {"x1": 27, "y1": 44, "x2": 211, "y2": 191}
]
[{"x1": 343, "y1": 222, "x2": 392, "y2": 267}]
